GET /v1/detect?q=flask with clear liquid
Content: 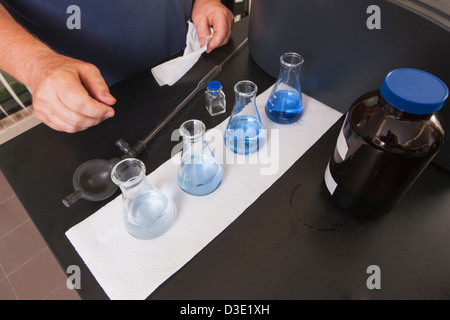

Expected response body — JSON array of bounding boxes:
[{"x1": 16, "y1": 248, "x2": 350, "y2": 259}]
[
  {"x1": 224, "y1": 80, "x2": 265, "y2": 155},
  {"x1": 177, "y1": 119, "x2": 223, "y2": 196},
  {"x1": 265, "y1": 52, "x2": 304, "y2": 124},
  {"x1": 111, "y1": 158, "x2": 176, "y2": 239}
]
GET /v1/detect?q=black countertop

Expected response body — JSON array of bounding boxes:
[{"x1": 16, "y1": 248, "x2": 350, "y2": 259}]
[{"x1": 1, "y1": 18, "x2": 449, "y2": 300}]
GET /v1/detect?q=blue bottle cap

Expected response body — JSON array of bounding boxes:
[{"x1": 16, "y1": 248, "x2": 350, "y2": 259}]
[
  {"x1": 207, "y1": 80, "x2": 222, "y2": 93},
  {"x1": 380, "y1": 68, "x2": 448, "y2": 115}
]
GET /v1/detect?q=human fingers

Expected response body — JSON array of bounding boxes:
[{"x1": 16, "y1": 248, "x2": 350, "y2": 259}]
[
  {"x1": 34, "y1": 108, "x2": 97, "y2": 133},
  {"x1": 79, "y1": 63, "x2": 116, "y2": 106},
  {"x1": 29, "y1": 53, "x2": 115, "y2": 132},
  {"x1": 55, "y1": 72, "x2": 115, "y2": 120},
  {"x1": 206, "y1": 10, "x2": 234, "y2": 53},
  {"x1": 34, "y1": 103, "x2": 103, "y2": 133},
  {"x1": 194, "y1": 15, "x2": 212, "y2": 48},
  {"x1": 33, "y1": 90, "x2": 106, "y2": 133}
]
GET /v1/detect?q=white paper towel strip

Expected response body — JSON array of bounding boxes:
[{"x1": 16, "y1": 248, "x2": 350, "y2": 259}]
[{"x1": 65, "y1": 85, "x2": 342, "y2": 300}]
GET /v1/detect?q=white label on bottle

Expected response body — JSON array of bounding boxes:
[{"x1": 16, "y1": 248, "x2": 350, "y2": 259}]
[
  {"x1": 336, "y1": 124, "x2": 348, "y2": 160},
  {"x1": 324, "y1": 160, "x2": 337, "y2": 195}
]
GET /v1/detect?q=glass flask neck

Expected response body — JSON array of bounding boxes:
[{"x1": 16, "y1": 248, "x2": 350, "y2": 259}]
[
  {"x1": 233, "y1": 80, "x2": 258, "y2": 114},
  {"x1": 280, "y1": 52, "x2": 303, "y2": 72},
  {"x1": 180, "y1": 119, "x2": 208, "y2": 157},
  {"x1": 182, "y1": 133, "x2": 205, "y2": 156},
  {"x1": 277, "y1": 52, "x2": 303, "y2": 91},
  {"x1": 111, "y1": 158, "x2": 150, "y2": 196}
]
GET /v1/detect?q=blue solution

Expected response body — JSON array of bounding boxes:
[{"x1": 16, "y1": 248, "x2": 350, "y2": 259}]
[
  {"x1": 177, "y1": 154, "x2": 223, "y2": 196},
  {"x1": 125, "y1": 193, "x2": 176, "y2": 240},
  {"x1": 265, "y1": 90, "x2": 303, "y2": 124},
  {"x1": 224, "y1": 115, "x2": 265, "y2": 154}
]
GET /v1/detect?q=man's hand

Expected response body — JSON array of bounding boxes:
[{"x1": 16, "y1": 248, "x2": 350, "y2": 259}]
[
  {"x1": 192, "y1": 0, "x2": 234, "y2": 53},
  {"x1": 1, "y1": 5, "x2": 115, "y2": 133},
  {"x1": 30, "y1": 53, "x2": 116, "y2": 133}
]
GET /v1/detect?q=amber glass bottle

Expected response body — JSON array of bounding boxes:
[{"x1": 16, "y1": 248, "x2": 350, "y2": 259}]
[{"x1": 325, "y1": 68, "x2": 448, "y2": 216}]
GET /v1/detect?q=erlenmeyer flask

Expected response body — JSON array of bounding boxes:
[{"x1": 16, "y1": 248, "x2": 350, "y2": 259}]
[
  {"x1": 265, "y1": 52, "x2": 304, "y2": 124},
  {"x1": 177, "y1": 119, "x2": 223, "y2": 196},
  {"x1": 111, "y1": 158, "x2": 176, "y2": 240},
  {"x1": 224, "y1": 80, "x2": 265, "y2": 155}
]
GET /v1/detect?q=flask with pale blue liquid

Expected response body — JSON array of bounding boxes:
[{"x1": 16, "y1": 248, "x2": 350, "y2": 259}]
[
  {"x1": 224, "y1": 80, "x2": 265, "y2": 155},
  {"x1": 177, "y1": 119, "x2": 223, "y2": 196}
]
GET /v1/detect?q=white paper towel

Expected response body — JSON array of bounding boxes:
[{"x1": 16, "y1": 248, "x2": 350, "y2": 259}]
[
  {"x1": 65, "y1": 85, "x2": 342, "y2": 300},
  {"x1": 151, "y1": 21, "x2": 212, "y2": 86}
]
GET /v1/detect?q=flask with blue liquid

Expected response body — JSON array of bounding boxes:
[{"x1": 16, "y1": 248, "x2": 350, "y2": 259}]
[
  {"x1": 265, "y1": 52, "x2": 304, "y2": 124},
  {"x1": 177, "y1": 119, "x2": 223, "y2": 196},
  {"x1": 224, "y1": 80, "x2": 265, "y2": 155}
]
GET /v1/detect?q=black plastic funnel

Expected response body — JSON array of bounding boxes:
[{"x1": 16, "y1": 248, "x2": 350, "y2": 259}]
[
  {"x1": 62, "y1": 139, "x2": 145, "y2": 207},
  {"x1": 62, "y1": 158, "x2": 120, "y2": 207}
]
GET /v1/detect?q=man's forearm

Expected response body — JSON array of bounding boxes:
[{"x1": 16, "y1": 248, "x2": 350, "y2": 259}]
[{"x1": 0, "y1": 5, "x2": 57, "y2": 90}]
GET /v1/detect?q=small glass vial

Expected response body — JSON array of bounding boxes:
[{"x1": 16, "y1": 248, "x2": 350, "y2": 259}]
[
  {"x1": 111, "y1": 158, "x2": 176, "y2": 239},
  {"x1": 324, "y1": 68, "x2": 448, "y2": 217},
  {"x1": 205, "y1": 80, "x2": 226, "y2": 116}
]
